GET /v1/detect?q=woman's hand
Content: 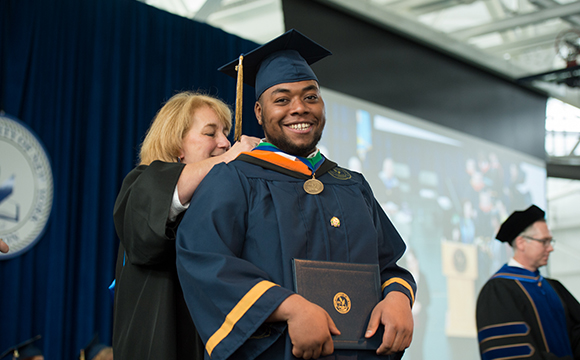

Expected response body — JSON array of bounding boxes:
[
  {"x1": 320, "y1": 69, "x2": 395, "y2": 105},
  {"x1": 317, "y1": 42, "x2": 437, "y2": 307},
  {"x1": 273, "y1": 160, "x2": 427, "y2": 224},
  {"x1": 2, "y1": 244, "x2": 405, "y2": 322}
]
[
  {"x1": 0, "y1": 239, "x2": 9, "y2": 253},
  {"x1": 176, "y1": 135, "x2": 260, "y2": 205},
  {"x1": 223, "y1": 135, "x2": 261, "y2": 163}
]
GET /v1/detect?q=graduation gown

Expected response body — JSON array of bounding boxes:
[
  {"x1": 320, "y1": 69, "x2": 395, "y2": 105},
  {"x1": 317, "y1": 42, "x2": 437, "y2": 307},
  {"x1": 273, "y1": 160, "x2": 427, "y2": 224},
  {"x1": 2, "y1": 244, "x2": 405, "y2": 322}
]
[
  {"x1": 113, "y1": 161, "x2": 204, "y2": 360},
  {"x1": 176, "y1": 152, "x2": 416, "y2": 360},
  {"x1": 476, "y1": 264, "x2": 580, "y2": 360}
]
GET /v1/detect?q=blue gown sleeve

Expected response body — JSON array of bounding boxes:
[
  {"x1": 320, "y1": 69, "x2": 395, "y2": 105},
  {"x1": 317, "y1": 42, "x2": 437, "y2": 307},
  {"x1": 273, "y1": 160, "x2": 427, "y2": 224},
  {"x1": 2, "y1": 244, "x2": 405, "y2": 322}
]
[{"x1": 176, "y1": 163, "x2": 293, "y2": 360}]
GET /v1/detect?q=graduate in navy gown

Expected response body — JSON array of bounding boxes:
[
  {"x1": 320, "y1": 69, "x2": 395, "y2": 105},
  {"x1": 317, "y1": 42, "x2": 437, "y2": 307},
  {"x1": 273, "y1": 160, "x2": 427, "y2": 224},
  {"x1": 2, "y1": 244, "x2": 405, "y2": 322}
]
[
  {"x1": 476, "y1": 205, "x2": 580, "y2": 360},
  {"x1": 176, "y1": 29, "x2": 416, "y2": 360}
]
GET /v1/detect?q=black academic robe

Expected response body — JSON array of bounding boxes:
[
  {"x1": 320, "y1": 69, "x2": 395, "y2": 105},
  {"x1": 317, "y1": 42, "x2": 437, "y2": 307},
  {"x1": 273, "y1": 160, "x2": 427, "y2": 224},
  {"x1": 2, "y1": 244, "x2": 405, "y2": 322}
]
[
  {"x1": 176, "y1": 153, "x2": 416, "y2": 360},
  {"x1": 112, "y1": 161, "x2": 204, "y2": 360},
  {"x1": 476, "y1": 264, "x2": 580, "y2": 360}
]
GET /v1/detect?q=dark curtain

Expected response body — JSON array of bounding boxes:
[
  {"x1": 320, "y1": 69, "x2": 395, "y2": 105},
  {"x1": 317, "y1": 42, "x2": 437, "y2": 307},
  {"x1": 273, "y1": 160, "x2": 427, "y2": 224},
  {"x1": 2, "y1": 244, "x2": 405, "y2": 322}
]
[{"x1": 0, "y1": 0, "x2": 262, "y2": 358}]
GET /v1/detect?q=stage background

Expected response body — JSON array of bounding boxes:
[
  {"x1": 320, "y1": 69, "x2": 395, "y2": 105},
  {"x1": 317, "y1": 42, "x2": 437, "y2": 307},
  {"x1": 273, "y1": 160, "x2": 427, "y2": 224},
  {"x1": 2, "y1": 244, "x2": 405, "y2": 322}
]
[{"x1": 0, "y1": 0, "x2": 551, "y2": 359}]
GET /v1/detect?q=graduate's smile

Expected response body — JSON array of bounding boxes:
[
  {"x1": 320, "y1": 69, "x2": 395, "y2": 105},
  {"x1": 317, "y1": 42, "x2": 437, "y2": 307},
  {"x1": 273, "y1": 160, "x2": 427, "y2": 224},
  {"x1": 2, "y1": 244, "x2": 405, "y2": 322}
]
[
  {"x1": 256, "y1": 80, "x2": 326, "y2": 157},
  {"x1": 287, "y1": 122, "x2": 313, "y2": 132}
]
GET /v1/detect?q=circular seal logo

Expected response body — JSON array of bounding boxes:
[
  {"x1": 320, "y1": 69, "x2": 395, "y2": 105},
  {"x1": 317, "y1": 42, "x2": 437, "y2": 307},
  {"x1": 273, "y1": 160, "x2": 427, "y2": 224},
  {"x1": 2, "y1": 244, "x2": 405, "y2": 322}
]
[
  {"x1": 328, "y1": 167, "x2": 352, "y2": 180},
  {"x1": 333, "y1": 292, "x2": 351, "y2": 314},
  {"x1": 0, "y1": 114, "x2": 53, "y2": 260}
]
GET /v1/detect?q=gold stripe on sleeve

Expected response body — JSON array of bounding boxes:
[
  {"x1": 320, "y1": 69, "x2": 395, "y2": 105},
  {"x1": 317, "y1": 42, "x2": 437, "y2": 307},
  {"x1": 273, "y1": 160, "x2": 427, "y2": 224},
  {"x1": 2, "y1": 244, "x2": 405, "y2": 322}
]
[
  {"x1": 206, "y1": 280, "x2": 279, "y2": 356},
  {"x1": 382, "y1": 277, "x2": 415, "y2": 304}
]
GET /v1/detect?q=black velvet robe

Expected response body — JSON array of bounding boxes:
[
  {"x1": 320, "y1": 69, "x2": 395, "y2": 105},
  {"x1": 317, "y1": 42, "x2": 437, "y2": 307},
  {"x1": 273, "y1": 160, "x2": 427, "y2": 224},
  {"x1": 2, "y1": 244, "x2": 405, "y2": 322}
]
[
  {"x1": 476, "y1": 265, "x2": 580, "y2": 360},
  {"x1": 112, "y1": 161, "x2": 203, "y2": 360}
]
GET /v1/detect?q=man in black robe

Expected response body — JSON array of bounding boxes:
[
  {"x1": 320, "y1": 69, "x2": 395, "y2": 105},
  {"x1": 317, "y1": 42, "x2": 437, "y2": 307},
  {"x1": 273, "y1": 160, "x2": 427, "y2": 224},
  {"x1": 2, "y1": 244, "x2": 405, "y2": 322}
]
[{"x1": 476, "y1": 205, "x2": 580, "y2": 359}]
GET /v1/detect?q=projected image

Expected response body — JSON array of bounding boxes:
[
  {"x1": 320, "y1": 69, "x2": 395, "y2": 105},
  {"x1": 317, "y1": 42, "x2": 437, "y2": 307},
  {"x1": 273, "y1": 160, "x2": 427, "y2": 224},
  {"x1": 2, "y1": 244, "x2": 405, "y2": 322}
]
[{"x1": 319, "y1": 88, "x2": 546, "y2": 360}]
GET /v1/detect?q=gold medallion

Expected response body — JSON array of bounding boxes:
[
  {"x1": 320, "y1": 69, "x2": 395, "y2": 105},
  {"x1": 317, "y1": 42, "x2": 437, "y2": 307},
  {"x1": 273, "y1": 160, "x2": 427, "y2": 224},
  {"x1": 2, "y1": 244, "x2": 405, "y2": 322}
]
[
  {"x1": 333, "y1": 292, "x2": 351, "y2": 314},
  {"x1": 304, "y1": 177, "x2": 324, "y2": 195}
]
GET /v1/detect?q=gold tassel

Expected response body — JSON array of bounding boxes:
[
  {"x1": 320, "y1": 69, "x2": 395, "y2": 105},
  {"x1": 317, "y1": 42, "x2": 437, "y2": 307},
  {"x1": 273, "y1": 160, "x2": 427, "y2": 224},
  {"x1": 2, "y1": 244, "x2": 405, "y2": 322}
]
[{"x1": 234, "y1": 55, "x2": 244, "y2": 142}]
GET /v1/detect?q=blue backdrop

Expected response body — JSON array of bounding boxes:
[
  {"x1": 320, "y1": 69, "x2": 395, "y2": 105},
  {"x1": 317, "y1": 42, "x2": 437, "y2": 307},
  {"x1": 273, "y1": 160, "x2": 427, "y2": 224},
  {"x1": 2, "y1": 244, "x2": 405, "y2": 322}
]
[{"x1": 0, "y1": 0, "x2": 263, "y2": 358}]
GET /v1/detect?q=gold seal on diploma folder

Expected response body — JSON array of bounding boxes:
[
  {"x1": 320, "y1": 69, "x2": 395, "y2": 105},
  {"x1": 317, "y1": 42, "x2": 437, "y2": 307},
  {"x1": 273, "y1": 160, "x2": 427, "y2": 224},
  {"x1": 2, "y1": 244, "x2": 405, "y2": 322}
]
[{"x1": 292, "y1": 259, "x2": 383, "y2": 349}]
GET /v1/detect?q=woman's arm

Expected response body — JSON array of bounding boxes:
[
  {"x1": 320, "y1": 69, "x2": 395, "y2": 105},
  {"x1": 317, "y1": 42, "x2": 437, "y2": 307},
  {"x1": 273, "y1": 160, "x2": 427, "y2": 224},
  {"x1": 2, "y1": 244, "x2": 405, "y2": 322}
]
[{"x1": 176, "y1": 135, "x2": 259, "y2": 204}]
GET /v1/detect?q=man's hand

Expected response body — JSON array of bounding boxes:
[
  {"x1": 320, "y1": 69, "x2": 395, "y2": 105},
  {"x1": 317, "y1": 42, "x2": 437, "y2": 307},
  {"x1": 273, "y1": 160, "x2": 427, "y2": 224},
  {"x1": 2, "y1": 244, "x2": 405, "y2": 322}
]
[
  {"x1": 268, "y1": 294, "x2": 341, "y2": 359},
  {"x1": 365, "y1": 291, "x2": 413, "y2": 355}
]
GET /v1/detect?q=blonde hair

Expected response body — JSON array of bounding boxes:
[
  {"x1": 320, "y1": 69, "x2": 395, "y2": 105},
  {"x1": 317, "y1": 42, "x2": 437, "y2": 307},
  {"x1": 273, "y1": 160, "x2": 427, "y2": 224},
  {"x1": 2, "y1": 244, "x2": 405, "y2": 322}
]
[
  {"x1": 92, "y1": 347, "x2": 113, "y2": 360},
  {"x1": 139, "y1": 91, "x2": 232, "y2": 165}
]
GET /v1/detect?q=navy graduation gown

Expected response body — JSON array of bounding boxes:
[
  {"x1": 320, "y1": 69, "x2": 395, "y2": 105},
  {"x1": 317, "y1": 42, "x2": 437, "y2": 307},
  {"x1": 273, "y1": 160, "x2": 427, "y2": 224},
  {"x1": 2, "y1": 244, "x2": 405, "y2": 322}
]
[
  {"x1": 176, "y1": 155, "x2": 416, "y2": 360},
  {"x1": 476, "y1": 264, "x2": 580, "y2": 360}
]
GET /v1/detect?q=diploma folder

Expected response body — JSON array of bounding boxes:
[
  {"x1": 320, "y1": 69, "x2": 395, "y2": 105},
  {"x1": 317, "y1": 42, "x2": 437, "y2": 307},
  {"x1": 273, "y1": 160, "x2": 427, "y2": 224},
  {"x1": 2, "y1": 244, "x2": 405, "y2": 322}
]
[{"x1": 292, "y1": 259, "x2": 383, "y2": 350}]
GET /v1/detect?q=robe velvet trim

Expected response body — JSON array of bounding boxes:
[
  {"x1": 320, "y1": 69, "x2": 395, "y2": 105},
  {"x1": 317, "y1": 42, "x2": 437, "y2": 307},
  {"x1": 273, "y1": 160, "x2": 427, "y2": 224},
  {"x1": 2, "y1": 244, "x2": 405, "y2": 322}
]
[
  {"x1": 492, "y1": 272, "x2": 541, "y2": 283},
  {"x1": 490, "y1": 266, "x2": 563, "y2": 354},
  {"x1": 478, "y1": 322, "x2": 530, "y2": 344},
  {"x1": 482, "y1": 343, "x2": 535, "y2": 360},
  {"x1": 515, "y1": 279, "x2": 550, "y2": 352},
  {"x1": 476, "y1": 264, "x2": 574, "y2": 359}
]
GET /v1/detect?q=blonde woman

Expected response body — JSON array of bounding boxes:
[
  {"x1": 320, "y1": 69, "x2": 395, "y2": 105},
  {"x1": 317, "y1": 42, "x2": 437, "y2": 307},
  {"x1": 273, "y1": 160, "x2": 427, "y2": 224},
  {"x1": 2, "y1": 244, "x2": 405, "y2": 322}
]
[{"x1": 112, "y1": 91, "x2": 259, "y2": 360}]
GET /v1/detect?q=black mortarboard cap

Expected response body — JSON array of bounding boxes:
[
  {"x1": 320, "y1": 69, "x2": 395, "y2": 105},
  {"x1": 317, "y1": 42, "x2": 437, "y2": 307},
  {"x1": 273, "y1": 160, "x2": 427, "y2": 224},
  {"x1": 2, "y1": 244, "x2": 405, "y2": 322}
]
[
  {"x1": 496, "y1": 205, "x2": 546, "y2": 244},
  {"x1": 0, "y1": 335, "x2": 42, "y2": 359},
  {"x1": 79, "y1": 334, "x2": 107, "y2": 360},
  {"x1": 218, "y1": 29, "x2": 332, "y2": 141}
]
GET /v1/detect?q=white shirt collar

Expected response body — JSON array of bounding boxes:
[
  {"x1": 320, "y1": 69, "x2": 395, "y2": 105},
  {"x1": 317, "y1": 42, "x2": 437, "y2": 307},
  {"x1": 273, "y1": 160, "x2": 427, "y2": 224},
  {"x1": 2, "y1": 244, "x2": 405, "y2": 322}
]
[{"x1": 508, "y1": 257, "x2": 525, "y2": 268}]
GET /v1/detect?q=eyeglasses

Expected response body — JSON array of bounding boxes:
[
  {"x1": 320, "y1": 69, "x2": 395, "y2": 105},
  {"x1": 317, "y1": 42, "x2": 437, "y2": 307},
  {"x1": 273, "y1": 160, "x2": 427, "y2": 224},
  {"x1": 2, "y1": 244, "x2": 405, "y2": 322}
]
[{"x1": 522, "y1": 235, "x2": 555, "y2": 247}]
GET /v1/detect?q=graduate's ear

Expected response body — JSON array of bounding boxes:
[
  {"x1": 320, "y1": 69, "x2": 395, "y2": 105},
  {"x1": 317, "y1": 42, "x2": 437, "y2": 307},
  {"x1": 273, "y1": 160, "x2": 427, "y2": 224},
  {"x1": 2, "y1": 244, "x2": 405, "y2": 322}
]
[{"x1": 254, "y1": 101, "x2": 263, "y2": 126}]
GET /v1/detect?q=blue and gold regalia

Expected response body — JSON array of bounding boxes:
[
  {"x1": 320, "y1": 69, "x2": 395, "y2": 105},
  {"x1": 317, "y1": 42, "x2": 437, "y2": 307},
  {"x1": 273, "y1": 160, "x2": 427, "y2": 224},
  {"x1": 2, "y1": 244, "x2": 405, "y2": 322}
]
[
  {"x1": 477, "y1": 264, "x2": 580, "y2": 360},
  {"x1": 176, "y1": 147, "x2": 416, "y2": 360}
]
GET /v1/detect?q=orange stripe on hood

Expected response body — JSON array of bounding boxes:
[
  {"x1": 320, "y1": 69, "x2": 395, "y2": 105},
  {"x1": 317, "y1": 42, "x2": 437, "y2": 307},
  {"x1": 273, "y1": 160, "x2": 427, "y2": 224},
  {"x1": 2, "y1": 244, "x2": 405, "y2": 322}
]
[{"x1": 241, "y1": 150, "x2": 312, "y2": 176}]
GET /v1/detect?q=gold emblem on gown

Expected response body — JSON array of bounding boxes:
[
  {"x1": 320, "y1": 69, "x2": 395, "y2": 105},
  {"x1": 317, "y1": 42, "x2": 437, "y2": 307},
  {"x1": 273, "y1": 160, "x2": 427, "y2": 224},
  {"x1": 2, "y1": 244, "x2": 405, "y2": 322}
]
[
  {"x1": 328, "y1": 167, "x2": 352, "y2": 180},
  {"x1": 330, "y1": 217, "x2": 340, "y2": 228}
]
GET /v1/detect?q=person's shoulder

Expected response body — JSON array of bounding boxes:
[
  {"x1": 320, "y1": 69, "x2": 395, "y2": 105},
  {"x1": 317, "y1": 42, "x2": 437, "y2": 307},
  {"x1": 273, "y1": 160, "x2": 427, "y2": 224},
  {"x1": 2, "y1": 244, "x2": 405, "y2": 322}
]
[
  {"x1": 213, "y1": 158, "x2": 252, "y2": 175},
  {"x1": 546, "y1": 278, "x2": 570, "y2": 293},
  {"x1": 479, "y1": 272, "x2": 518, "y2": 295},
  {"x1": 124, "y1": 160, "x2": 184, "y2": 182},
  {"x1": 320, "y1": 159, "x2": 365, "y2": 184},
  {"x1": 202, "y1": 160, "x2": 251, "y2": 186},
  {"x1": 125, "y1": 160, "x2": 183, "y2": 177}
]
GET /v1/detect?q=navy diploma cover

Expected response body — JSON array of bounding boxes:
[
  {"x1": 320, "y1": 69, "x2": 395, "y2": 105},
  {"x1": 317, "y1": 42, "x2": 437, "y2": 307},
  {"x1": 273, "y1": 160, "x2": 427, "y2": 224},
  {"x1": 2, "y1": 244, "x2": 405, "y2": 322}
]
[{"x1": 292, "y1": 259, "x2": 383, "y2": 349}]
